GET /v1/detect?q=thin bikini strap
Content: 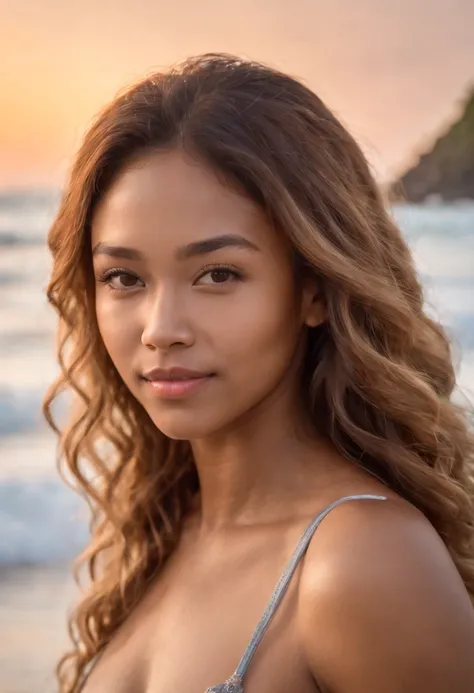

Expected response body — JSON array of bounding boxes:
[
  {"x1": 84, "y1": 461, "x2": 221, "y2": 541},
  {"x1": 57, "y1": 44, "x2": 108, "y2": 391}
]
[
  {"x1": 233, "y1": 493, "x2": 387, "y2": 680},
  {"x1": 82, "y1": 494, "x2": 388, "y2": 693}
]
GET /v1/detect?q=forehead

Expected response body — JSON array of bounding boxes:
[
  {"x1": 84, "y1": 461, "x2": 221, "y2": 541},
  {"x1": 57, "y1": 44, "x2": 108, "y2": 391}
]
[{"x1": 91, "y1": 149, "x2": 274, "y2": 252}]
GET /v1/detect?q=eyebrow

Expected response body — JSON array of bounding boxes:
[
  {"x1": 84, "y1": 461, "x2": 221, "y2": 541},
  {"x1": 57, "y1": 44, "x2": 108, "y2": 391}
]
[
  {"x1": 176, "y1": 234, "x2": 260, "y2": 259},
  {"x1": 92, "y1": 243, "x2": 144, "y2": 261},
  {"x1": 92, "y1": 234, "x2": 261, "y2": 261}
]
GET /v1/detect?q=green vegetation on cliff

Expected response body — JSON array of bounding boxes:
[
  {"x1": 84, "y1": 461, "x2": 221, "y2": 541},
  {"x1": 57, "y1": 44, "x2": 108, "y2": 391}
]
[{"x1": 391, "y1": 87, "x2": 474, "y2": 202}]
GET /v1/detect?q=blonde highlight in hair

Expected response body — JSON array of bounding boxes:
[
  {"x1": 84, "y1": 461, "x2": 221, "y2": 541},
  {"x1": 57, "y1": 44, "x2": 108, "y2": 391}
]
[{"x1": 42, "y1": 53, "x2": 474, "y2": 692}]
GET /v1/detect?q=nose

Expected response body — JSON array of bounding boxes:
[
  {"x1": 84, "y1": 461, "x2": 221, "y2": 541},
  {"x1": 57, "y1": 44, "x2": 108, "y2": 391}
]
[{"x1": 141, "y1": 285, "x2": 194, "y2": 351}]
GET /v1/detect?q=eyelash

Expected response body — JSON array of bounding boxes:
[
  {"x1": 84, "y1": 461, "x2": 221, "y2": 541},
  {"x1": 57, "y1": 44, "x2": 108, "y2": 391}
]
[
  {"x1": 197, "y1": 263, "x2": 243, "y2": 285},
  {"x1": 96, "y1": 264, "x2": 243, "y2": 292},
  {"x1": 97, "y1": 267, "x2": 142, "y2": 292}
]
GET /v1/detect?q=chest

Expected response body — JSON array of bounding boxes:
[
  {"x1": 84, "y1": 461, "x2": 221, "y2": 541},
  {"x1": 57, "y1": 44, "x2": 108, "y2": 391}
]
[{"x1": 81, "y1": 535, "x2": 318, "y2": 693}]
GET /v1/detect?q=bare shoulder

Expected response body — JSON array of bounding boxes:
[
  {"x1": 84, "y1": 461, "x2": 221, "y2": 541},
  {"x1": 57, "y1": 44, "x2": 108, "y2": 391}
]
[{"x1": 297, "y1": 495, "x2": 474, "y2": 693}]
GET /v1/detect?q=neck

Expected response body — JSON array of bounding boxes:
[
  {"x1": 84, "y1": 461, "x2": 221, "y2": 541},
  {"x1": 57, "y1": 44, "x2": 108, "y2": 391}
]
[{"x1": 189, "y1": 384, "x2": 338, "y2": 533}]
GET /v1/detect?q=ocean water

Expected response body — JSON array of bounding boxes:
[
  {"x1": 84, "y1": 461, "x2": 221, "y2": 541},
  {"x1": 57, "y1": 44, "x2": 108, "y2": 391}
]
[
  {"x1": 0, "y1": 191, "x2": 473, "y2": 691},
  {"x1": 0, "y1": 193, "x2": 473, "y2": 567}
]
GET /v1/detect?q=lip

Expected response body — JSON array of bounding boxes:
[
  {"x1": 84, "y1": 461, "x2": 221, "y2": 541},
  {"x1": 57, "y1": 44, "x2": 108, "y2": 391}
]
[
  {"x1": 141, "y1": 367, "x2": 215, "y2": 399},
  {"x1": 142, "y1": 367, "x2": 212, "y2": 381}
]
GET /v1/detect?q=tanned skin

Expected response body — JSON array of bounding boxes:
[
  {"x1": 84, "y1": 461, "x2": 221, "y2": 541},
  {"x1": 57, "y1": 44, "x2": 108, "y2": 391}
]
[{"x1": 84, "y1": 149, "x2": 474, "y2": 693}]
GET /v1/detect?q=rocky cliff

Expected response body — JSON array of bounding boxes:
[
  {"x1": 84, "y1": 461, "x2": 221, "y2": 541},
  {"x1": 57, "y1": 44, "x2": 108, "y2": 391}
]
[{"x1": 390, "y1": 88, "x2": 474, "y2": 203}]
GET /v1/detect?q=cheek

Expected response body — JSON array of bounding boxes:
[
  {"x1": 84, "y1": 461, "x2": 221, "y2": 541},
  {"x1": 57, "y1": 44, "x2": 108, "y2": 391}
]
[
  {"x1": 95, "y1": 300, "x2": 139, "y2": 374},
  {"x1": 210, "y1": 281, "x2": 301, "y2": 383}
]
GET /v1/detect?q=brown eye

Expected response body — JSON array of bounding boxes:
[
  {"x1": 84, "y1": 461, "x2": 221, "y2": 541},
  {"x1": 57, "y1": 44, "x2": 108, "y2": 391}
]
[
  {"x1": 195, "y1": 265, "x2": 242, "y2": 286},
  {"x1": 210, "y1": 270, "x2": 232, "y2": 283},
  {"x1": 97, "y1": 269, "x2": 144, "y2": 292},
  {"x1": 113, "y1": 274, "x2": 138, "y2": 288}
]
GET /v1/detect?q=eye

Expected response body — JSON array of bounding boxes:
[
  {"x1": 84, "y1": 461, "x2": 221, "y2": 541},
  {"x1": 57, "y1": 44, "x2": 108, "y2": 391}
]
[
  {"x1": 195, "y1": 265, "x2": 242, "y2": 286},
  {"x1": 97, "y1": 268, "x2": 144, "y2": 292}
]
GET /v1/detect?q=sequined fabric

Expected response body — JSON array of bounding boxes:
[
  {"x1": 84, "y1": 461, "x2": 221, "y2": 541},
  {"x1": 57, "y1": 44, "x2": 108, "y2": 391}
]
[{"x1": 206, "y1": 673, "x2": 244, "y2": 692}]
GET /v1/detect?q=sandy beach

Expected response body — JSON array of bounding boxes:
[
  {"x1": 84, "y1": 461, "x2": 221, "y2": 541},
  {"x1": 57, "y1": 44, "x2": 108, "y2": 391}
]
[{"x1": 0, "y1": 563, "x2": 77, "y2": 693}]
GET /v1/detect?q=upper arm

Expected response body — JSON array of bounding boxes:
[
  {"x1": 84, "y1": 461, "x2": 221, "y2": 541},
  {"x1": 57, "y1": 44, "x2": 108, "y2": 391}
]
[{"x1": 297, "y1": 498, "x2": 474, "y2": 693}]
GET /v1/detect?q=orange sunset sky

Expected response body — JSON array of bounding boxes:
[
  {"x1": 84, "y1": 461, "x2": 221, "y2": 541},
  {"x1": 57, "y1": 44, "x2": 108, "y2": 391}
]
[{"x1": 1, "y1": 0, "x2": 473, "y2": 188}]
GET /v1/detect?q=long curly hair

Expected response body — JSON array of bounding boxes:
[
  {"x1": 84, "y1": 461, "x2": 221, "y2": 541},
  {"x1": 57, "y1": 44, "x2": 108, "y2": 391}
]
[{"x1": 42, "y1": 53, "x2": 474, "y2": 692}]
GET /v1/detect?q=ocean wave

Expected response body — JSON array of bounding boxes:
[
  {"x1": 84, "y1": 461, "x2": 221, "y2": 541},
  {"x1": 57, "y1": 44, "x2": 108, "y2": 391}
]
[
  {"x1": 0, "y1": 270, "x2": 18, "y2": 287},
  {"x1": 392, "y1": 202, "x2": 474, "y2": 238},
  {"x1": 0, "y1": 478, "x2": 88, "y2": 563},
  {"x1": 0, "y1": 189, "x2": 60, "y2": 210},
  {"x1": 0, "y1": 385, "x2": 70, "y2": 437},
  {"x1": 0, "y1": 391, "x2": 40, "y2": 436},
  {"x1": 0, "y1": 230, "x2": 44, "y2": 247}
]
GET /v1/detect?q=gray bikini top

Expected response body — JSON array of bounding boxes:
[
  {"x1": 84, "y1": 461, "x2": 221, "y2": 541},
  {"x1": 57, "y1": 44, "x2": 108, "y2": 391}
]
[
  {"x1": 78, "y1": 493, "x2": 387, "y2": 693},
  {"x1": 205, "y1": 493, "x2": 387, "y2": 693}
]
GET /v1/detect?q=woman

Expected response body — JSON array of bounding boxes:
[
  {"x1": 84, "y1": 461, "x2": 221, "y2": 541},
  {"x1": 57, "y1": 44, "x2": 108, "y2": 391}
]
[{"x1": 43, "y1": 53, "x2": 474, "y2": 693}]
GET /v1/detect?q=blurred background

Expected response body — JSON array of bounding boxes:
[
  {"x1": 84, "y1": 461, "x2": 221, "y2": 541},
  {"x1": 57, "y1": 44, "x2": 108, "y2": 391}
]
[{"x1": 1, "y1": 1, "x2": 473, "y2": 691}]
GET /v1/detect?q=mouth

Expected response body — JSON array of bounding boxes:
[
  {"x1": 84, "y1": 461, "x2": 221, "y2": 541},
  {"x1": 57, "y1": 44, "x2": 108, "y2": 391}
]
[{"x1": 141, "y1": 369, "x2": 216, "y2": 399}]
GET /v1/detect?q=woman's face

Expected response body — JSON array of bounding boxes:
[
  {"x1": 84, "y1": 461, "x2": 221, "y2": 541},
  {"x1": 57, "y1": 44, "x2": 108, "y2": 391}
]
[{"x1": 91, "y1": 149, "x2": 323, "y2": 440}]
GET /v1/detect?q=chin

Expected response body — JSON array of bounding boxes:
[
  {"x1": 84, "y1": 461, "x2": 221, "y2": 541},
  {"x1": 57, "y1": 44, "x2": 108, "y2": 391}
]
[{"x1": 148, "y1": 409, "x2": 229, "y2": 441}]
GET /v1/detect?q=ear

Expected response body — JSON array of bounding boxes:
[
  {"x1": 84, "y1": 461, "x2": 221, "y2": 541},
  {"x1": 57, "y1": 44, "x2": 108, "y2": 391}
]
[{"x1": 301, "y1": 277, "x2": 326, "y2": 328}]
